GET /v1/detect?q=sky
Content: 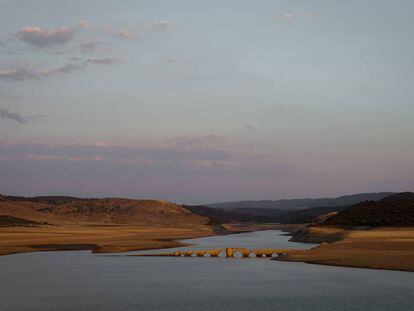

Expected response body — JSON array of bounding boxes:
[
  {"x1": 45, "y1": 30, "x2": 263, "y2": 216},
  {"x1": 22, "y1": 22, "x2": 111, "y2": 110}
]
[{"x1": 0, "y1": 0, "x2": 413, "y2": 204}]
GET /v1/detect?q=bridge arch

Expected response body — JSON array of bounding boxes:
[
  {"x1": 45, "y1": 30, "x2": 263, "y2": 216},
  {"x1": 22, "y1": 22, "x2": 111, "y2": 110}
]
[{"x1": 233, "y1": 251, "x2": 243, "y2": 258}]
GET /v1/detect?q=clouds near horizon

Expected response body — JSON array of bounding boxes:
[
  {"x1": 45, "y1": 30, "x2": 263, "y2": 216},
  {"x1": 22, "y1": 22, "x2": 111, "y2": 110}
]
[
  {"x1": 0, "y1": 140, "x2": 412, "y2": 203},
  {"x1": 0, "y1": 0, "x2": 413, "y2": 202}
]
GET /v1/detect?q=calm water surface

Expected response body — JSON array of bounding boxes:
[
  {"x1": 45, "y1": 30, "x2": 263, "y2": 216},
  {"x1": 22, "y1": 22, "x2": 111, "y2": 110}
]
[{"x1": 0, "y1": 230, "x2": 413, "y2": 311}]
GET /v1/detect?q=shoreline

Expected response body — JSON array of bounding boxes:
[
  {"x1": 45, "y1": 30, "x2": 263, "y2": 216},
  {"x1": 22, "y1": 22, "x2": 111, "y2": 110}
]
[
  {"x1": 275, "y1": 226, "x2": 414, "y2": 272},
  {"x1": 4, "y1": 222, "x2": 412, "y2": 273},
  {"x1": 0, "y1": 225, "x2": 214, "y2": 256},
  {"x1": 0, "y1": 223, "x2": 297, "y2": 256}
]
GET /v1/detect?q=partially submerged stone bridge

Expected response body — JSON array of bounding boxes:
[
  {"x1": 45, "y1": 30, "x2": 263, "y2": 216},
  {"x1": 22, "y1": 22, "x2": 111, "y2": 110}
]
[{"x1": 135, "y1": 248, "x2": 292, "y2": 258}]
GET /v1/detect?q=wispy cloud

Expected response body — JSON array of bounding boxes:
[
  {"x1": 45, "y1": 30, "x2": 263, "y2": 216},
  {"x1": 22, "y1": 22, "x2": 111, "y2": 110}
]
[
  {"x1": 79, "y1": 40, "x2": 101, "y2": 52},
  {"x1": 118, "y1": 28, "x2": 137, "y2": 39},
  {"x1": 270, "y1": 12, "x2": 318, "y2": 22},
  {"x1": 43, "y1": 57, "x2": 118, "y2": 75},
  {"x1": 0, "y1": 108, "x2": 26, "y2": 123},
  {"x1": 16, "y1": 26, "x2": 76, "y2": 47},
  {"x1": 0, "y1": 142, "x2": 231, "y2": 168},
  {"x1": 166, "y1": 134, "x2": 223, "y2": 146},
  {"x1": 270, "y1": 14, "x2": 295, "y2": 22},
  {"x1": 38, "y1": 63, "x2": 85, "y2": 77},
  {"x1": 0, "y1": 68, "x2": 40, "y2": 81},
  {"x1": 183, "y1": 159, "x2": 236, "y2": 172},
  {"x1": 244, "y1": 124, "x2": 255, "y2": 131},
  {"x1": 0, "y1": 57, "x2": 119, "y2": 81},
  {"x1": 85, "y1": 57, "x2": 118, "y2": 65},
  {"x1": 153, "y1": 20, "x2": 171, "y2": 30}
]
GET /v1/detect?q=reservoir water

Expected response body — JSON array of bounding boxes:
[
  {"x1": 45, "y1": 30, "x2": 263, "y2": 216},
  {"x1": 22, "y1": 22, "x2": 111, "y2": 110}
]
[{"x1": 0, "y1": 230, "x2": 413, "y2": 311}]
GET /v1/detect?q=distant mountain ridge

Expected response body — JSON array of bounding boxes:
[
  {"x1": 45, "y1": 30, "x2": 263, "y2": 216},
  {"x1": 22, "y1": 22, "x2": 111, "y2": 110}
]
[
  {"x1": 182, "y1": 205, "x2": 282, "y2": 224},
  {"x1": 206, "y1": 192, "x2": 395, "y2": 210}
]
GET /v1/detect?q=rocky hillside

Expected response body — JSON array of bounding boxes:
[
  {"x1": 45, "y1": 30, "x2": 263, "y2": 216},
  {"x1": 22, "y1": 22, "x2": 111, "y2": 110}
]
[{"x1": 52, "y1": 198, "x2": 209, "y2": 225}]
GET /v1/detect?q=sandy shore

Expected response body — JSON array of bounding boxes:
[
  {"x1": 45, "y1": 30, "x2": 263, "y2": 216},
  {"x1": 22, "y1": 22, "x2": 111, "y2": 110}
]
[
  {"x1": 0, "y1": 223, "x2": 292, "y2": 256},
  {"x1": 0, "y1": 225, "x2": 216, "y2": 256},
  {"x1": 277, "y1": 226, "x2": 414, "y2": 272}
]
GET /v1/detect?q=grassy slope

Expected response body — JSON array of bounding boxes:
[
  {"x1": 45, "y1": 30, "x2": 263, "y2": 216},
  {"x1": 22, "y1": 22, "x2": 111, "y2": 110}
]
[
  {"x1": 0, "y1": 197, "x2": 215, "y2": 255},
  {"x1": 0, "y1": 198, "x2": 210, "y2": 226}
]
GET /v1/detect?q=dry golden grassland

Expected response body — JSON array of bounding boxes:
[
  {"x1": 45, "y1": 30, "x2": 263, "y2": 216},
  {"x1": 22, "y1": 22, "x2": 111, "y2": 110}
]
[
  {"x1": 0, "y1": 222, "x2": 289, "y2": 256},
  {"x1": 278, "y1": 226, "x2": 414, "y2": 272},
  {"x1": 0, "y1": 224, "x2": 217, "y2": 255}
]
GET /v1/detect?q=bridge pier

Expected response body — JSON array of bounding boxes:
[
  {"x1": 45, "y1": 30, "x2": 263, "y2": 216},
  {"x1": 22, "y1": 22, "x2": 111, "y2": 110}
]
[{"x1": 133, "y1": 247, "x2": 292, "y2": 258}]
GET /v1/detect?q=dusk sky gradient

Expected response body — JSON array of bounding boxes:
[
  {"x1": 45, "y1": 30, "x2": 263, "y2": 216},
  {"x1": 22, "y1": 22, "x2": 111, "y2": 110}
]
[{"x1": 1, "y1": 0, "x2": 413, "y2": 204}]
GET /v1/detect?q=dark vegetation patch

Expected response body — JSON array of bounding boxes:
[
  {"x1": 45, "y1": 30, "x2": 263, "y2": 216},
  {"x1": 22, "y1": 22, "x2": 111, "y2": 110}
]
[
  {"x1": 30, "y1": 244, "x2": 97, "y2": 251},
  {"x1": 275, "y1": 206, "x2": 349, "y2": 224},
  {"x1": 182, "y1": 205, "x2": 278, "y2": 223},
  {"x1": 323, "y1": 192, "x2": 414, "y2": 226},
  {"x1": 0, "y1": 215, "x2": 44, "y2": 227}
]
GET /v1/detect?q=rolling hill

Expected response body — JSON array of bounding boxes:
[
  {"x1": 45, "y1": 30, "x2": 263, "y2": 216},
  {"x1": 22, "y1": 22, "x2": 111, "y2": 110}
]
[
  {"x1": 323, "y1": 192, "x2": 414, "y2": 226},
  {"x1": 0, "y1": 196, "x2": 209, "y2": 226},
  {"x1": 1, "y1": 192, "x2": 408, "y2": 227},
  {"x1": 52, "y1": 198, "x2": 209, "y2": 225}
]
